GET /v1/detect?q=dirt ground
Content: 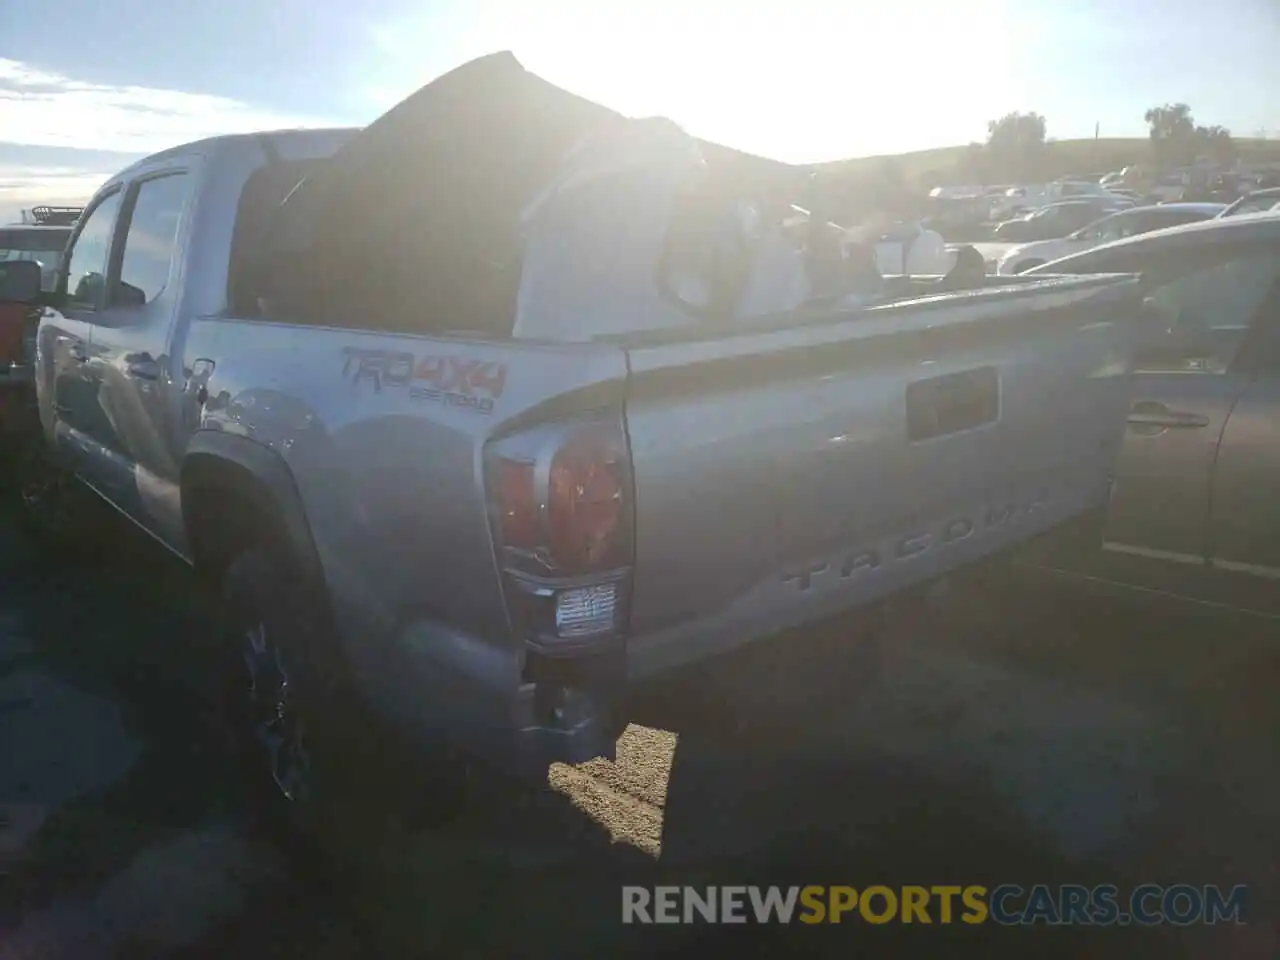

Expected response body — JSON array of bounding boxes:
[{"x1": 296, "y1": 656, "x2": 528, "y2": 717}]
[{"x1": 1, "y1": 499, "x2": 1276, "y2": 959}]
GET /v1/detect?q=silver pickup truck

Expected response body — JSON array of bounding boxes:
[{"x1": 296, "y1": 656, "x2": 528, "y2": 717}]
[{"x1": 27, "y1": 53, "x2": 1145, "y2": 810}]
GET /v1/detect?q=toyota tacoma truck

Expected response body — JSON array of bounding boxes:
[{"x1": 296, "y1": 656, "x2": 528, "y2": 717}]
[{"x1": 27, "y1": 53, "x2": 1145, "y2": 813}]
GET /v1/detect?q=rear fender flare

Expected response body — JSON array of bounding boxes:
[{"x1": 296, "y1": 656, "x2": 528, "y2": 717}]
[{"x1": 180, "y1": 430, "x2": 324, "y2": 590}]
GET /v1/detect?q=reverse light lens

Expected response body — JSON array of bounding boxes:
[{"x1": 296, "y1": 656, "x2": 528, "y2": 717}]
[{"x1": 555, "y1": 583, "x2": 620, "y2": 638}]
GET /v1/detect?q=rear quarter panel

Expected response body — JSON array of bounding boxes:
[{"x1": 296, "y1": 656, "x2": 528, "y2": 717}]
[{"x1": 192, "y1": 318, "x2": 629, "y2": 682}]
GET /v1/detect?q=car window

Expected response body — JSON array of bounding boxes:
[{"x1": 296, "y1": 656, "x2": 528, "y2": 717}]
[
  {"x1": 1075, "y1": 213, "x2": 1126, "y2": 242},
  {"x1": 62, "y1": 190, "x2": 122, "y2": 309},
  {"x1": 1060, "y1": 205, "x2": 1101, "y2": 228},
  {"x1": 1111, "y1": 212, "x2": 1175, "y2": 238},
  {"x1": 1156, "y1": 211, "x2": 1213, "y2": 230},
  {"x1": 114, "y1": 173, "x2": 189, "y2": 309},
  {"x1": 1140, "y1": 250, "x2": 1280, "y2": 372},
  {"x1": 1226, "y1": 196, "x2": 1278, "y2": 217}
]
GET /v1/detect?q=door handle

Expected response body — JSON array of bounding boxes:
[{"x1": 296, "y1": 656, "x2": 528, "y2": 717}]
[
  {"x1": 1127, "y1": 402, "x2": 1209, "y2": 429},
  {"x1": 125, "y1": 354, "x2": 161, "y2": 380},
  {"x1": 68, "y1": 342, "x2": 87, "y2": 363}
]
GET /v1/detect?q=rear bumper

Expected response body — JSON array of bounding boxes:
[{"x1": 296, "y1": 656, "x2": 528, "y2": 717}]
[{"x1": 361, "y1": 616, "x2": 625, "y2": 776}]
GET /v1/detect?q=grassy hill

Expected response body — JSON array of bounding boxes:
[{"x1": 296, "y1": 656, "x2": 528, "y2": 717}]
[{"x1": 821, "y1": 137, "x2": 1280, "y2": 189}]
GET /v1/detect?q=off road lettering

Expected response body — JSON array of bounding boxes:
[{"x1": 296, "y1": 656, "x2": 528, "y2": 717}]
[
  {"x1": 413, "y1": 355, "x2": 508, "y2": 397},
  {"x1": 341, "y1": 346, "x2": 507, "y2": 414}
]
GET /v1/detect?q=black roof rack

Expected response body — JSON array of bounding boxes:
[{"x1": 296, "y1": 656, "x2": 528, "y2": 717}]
[{"x1": 29, "y1": 205, "x2": 84, "y2": 226}]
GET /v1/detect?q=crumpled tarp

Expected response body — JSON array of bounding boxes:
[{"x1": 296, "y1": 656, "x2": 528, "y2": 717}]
[{"x1": 266, "y1": 51, "x2": 870, "y2": 338}]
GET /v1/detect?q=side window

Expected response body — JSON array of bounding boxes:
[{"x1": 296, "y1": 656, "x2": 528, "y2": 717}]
[
  {"x1": 1141, "y1": 250, "x2": 1280, "y2": 372},
  {"x1": 62, "y1": 190, "x2": 122, "y2": 309},
  {"x1": 1062, "y1": 206, "x2": 1097, "y2": 229},
  {"x1": 1123, "y1": 214, "x2": 1167, "y2": 237},
  {"x1": 1081, "y1": 215, "x2": 1123, "y2": 242},
  {"x1": 114, "y1": 173, "x2": 189, "y2": 310}
]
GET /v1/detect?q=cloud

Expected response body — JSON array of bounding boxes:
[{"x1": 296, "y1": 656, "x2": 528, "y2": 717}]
[
  {"x1": 0, "y1": 59, "x2": 342, "y2": 154},
  {"x1": 0, "y1": 58, "x2": 343, "y2": 223},
  {"x1": 0, "y1": 163, "x2": 112, "y2": 225}
]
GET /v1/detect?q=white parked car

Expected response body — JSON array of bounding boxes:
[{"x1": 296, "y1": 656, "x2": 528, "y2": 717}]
[
  {"x1": 994, "y1": 203, "x2": 1225, "y2": 275},
  {"x1": 990, "y1": 180, "x2": 1130, "y2": 220}
]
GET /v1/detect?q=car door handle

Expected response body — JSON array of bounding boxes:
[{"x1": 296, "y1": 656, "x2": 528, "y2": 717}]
[
  {"x1": 125, "y1": 354, "x2": 161, "y2": 380},
  {"x1": 1127, "y1": 403, "x2": 1209, "y2": 429},
  {"x1": 68, "y1": 342, "x2": 87, "y2": 363}
]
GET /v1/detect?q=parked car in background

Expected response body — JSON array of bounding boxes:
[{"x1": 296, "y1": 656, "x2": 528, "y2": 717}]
[
  {"x1": 994, "y1": 203, "x2": 1224, "y2": 275},
  {"x1": 991, "y1": 198, "x2": 1130, "y2": 243},
  {"x1": 1147, "y1": 171, "x2": 1190, "y2": 203},
  {"x1": 0, "y1": 206, "x2": 79, "y2": 292},
  {"x1": 1217, "y1": 187, "x2": 1280, "y2": 218},
  {"x1": 922, "y1": 193, "x2": 990, "y2": 239},
  {"x1": 1023, "y1": 213, "x2": 1280, "y2": 616},
  {"x1": 989, "y1": 185, "x2": 1041, "y2": 221},
  {"x1": 0, "y1": 259, "x2": 42, "y2": 435},
  {"x1": 990, "y1": 181, "x2": 1128, "y2": 221}
]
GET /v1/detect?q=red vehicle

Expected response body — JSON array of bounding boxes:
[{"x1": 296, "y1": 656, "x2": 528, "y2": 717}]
[
  {"x1": 0, "y1": 262, "x2": 39, "y2": 432},
  {"x1": 0, "y1": 206, "x2": 77, "y2": 435},
  {"x1": 0, "y1": 259, "x2": 47, "y2": 514}
]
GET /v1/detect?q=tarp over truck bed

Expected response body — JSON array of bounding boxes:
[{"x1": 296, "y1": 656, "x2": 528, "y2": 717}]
[{"x1": 261, "y1": 51, "x2": 813, "y2": 333}]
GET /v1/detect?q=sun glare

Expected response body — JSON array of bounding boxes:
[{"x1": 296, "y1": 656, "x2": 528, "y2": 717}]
[{"x1": 370, "y1": 1, "x2": 1018, "y2": 162}]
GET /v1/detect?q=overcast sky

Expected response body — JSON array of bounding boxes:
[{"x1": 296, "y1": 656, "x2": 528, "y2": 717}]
[{"x1": 2, "y1": 0, "x2": 1277, "y2": 221}]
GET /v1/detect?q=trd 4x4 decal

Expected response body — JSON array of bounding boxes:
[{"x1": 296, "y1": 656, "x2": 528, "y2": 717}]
[{"x1": 341, "y1": 347, "x2": 508, "y2": 415}]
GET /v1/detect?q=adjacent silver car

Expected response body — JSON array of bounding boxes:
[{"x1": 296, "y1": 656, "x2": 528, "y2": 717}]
[
  {"x1": 1025, "y1": 214, "x2": 1280, "y2": 616},
  {"x1": 995, "y1": 203, "x2": 1224, "y2": 276},
  {"x1": 1217, "y1": 187, "x2": 1280, "y2": 218}
]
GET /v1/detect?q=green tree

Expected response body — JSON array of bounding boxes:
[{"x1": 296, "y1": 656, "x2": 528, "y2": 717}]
[
  {"x1": 985, "y1": 112, "x2": 1048, "y2": 180},
  {"x1": 1194, "y1": 124, "x2": 1235, "y2": 165},
  {"x1": 1144, "y1": 102, "x2": 1196, "y2": 167},
  {"x1": 950, "y1": 143, "x2": 989, "y2": 184}
]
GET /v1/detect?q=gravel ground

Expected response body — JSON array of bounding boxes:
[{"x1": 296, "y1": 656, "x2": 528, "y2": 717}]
[{"x1": 0, "y1": 495, "x2": 1276, "y2": 959}]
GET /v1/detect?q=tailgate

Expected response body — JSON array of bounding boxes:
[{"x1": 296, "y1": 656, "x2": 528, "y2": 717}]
[{"x1": 621, "y1": 275, "x2": 1141, "y2": 672}]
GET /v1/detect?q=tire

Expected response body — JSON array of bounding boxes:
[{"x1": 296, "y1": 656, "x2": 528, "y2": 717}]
[{"x1": 215, "y1": 543, "x2": 468, "y2": 846}]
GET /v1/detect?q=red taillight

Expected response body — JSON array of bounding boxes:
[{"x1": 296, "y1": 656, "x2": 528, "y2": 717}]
[
  {"x1": 489, "y1": 420, "x2": 631, "y2": 576},
  {"x1": 487, "y1": 416, "x2": 633, "y2": 649},
  {"x1": 547, "y1": 428, "x2": 626, "y2": 572},
  {"x1": 496, "y1": 458, "x2": 538, "y2": 550}
]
